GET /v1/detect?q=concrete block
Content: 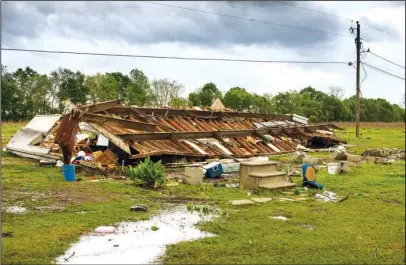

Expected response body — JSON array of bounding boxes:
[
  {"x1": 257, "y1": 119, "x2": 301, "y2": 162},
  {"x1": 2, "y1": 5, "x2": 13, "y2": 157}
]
[
  {"x1": 292, "y1": 151, "x2": 307, "y2": 163},
  {"x1": 229, "y1": 199, "x2": 254, "y2": 206},
  {"x1": 339, "y1": 161, "x2": 350, "y2": 172},
  {"x1": 184, "y1": 167, "x2": 203, "y2": 185},
  {"x1": 251, "y1": 198, "x2": 272, "y2": 203},
  {"x1": 331, "y1": 149, "x2": 347, "y2": 160},
  {"x1": 347, "y1": 154, "x2": 362, "y2": 163}
]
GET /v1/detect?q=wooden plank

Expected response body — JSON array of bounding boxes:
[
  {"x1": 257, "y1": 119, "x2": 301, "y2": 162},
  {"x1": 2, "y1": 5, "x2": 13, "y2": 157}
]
[
  {"x1": 82, "y1": 113, "x2": 157, "y2": 132},
  {"x1": 116, "y1": 124, "x2": 339, "y2": 141},
  {"x1": 87, "y1": 123, "x2": 132, "y2": 155},
  {"x1": 77, "y1": 100, "x2": 122, "y2": 113},
  {"x1": 113, "y1": 107, "x2": 292, "y2": 120}
]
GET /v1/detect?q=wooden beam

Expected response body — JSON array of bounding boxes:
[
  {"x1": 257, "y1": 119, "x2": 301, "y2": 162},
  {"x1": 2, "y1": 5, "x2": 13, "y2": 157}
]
[
  {"x1": 87, "y1": 123, "x2": 132, "y2": 155},
  {"x1": 116, "y1": 124, "x2": 339, "y2": 141},
  {"x1": 77, "y1": 100, "x2": 122, "y2": 113},
  {"x1": 82, "y1": 113, "x2": 157, "y2": 132},
  {"x1": 103, "y1": 106, "x2": 292, "y2": 120}
]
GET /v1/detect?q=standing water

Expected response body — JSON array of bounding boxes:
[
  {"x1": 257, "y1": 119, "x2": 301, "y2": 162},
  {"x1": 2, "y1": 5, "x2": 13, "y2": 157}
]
[{"x1": 56, "y1": 204, "x2": 218, "y2": 264}]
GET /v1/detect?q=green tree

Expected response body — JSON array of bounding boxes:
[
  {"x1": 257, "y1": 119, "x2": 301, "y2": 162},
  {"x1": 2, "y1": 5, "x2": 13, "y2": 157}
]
[
  {"x1": 223, "y1": 87, "x2": 252, "y2": 111},
  {"x1": 200, "y1": 82, "x2": 222, "y2": 106},
  {"x1": 392, "y1": 104, "x2": 405, "y2": 122},
  {"x1": 273, "y1": 91, "x2": 298, "y2": 115},
  {"x1": 127, "y1": 69, "x2": 153, "y2": 106},
  {"x1": 31, "y1": 74, "x2": 52, "y2": 114},
  {"x1": 169, "y1": 97, "x2": 189, "y2": 108},
  {"x1": 251, "y1": 93, "x2": 274, "y2": 114},
  {"x1": 107, "y1": 72, "x2": 131, "y2": 100},
  {"x1": 151, "y1": 78, "x2": 183, "y2": 106},
  {"x1": 50, "y1": 68, "x2": 88, "y2": 111},
  {"x1": 1, "y1": 65, "x2": 24, "y2": 120},
  {"x1": 85, "y1": 73, "x2": 121, "y2": 102},
  {"x1": 188, "y1": 83, "x2": 222, "y2": 107},
  {"x1": 188, "y1": 92, "x2": 201, "y2": 106},
  {"x1": 12, "y1": 67, "x2": 40, "y2": 118}
]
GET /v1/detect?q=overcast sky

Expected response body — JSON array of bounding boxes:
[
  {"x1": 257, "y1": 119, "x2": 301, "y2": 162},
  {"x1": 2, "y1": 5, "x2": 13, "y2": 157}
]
[{"x1": 2, "y1": 1, "x2": 405, "y2": 105}]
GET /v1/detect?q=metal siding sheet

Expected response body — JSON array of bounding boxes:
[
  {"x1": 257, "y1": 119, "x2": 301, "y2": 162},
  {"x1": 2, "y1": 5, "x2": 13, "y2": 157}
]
[
  {"x1": 6, "y1": 127, "x2": 51, "y2": 155},
  {"x1": 25, "y1": 115, "x2": 61, "y2": 133}
]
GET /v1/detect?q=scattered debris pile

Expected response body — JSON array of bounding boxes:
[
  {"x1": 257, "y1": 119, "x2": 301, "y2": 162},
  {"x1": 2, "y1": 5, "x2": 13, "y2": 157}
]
[
  {"x1": 5, "y1": 100, "x2": 346, "y2": 170},
  {"x1": 361, "y1": 148, "x2": 405, "y2": 163}
]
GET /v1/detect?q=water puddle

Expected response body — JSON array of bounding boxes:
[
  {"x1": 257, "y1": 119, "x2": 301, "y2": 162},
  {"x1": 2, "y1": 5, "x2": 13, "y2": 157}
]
[{"x1": 56, "y1": 204, "x2": 218, "y2": 264}]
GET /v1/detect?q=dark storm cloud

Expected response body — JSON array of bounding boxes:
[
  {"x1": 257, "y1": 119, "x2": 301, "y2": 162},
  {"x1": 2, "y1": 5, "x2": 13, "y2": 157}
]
[
  {"x1": 1, "y1": 1, "x2": 400, "y2": 48},
  {"x1": 359, "y1": 16, "x2": 403, "y2": 43}
]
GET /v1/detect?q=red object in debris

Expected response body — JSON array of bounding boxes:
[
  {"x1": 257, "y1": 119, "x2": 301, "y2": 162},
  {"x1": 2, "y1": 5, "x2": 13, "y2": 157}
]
[{"x1": 88, "y1": 176, "x2": 96, "y2": 180}]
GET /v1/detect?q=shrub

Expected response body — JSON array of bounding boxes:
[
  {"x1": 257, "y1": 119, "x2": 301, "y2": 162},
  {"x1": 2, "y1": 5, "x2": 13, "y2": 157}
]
[{"x1": 125, "y1": 157, "x2": 165, "y2": 187}]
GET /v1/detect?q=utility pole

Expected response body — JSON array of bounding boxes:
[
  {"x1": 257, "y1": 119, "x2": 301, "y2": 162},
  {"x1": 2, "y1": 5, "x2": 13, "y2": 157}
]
[{"x1": 355, "y1": 21, "x2": 361, "y2": 137}]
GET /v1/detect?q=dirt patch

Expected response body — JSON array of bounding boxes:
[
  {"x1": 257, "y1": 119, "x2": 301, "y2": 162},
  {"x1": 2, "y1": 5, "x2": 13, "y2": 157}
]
[
  {"x1": 391, "y1": 244, "x2": 405, "y2": 251},
  {"x1": 381, "y1": 199, "x2": 402, "y2": 204},
  {"x1": 2, "y1": 186, "x2": 111, "y2": 210},
  {"x1": 308, "y1": 208, "x2": 328, "y2": 213},
  {"x1": 52, "y1": 188, "x2": 111, "y2": 205}
]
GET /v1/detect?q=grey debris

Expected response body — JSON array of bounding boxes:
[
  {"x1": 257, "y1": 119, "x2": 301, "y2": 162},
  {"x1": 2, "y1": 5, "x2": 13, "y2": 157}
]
[{"x1": 130, "y1": 205, "x2": 149, "y2": 212}]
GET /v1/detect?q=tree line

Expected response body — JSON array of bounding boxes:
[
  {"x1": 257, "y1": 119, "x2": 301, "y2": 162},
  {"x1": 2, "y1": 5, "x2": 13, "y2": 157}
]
[{"x1": 1, "y1": 65, "x2": 404, "y2": 122}]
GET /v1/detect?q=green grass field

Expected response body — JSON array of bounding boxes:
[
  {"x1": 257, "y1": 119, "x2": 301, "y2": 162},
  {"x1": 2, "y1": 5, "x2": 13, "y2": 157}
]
[{"x1": 1, "y1": 122, "x2": 405, "y2": 264}]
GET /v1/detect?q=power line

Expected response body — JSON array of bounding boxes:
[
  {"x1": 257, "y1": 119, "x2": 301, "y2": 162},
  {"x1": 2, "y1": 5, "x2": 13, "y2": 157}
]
[
  {"x1": 1, "y1": 48, "x2": 352, "y2": 65},
  {"x1": 366, "y1": 50, "x2": 405, "y2": 69},
  {"x1": 360, "y1": 38, "x2": 405, "y2": 55},
  {"x1": 273, "y1": 1, "x2": 353, "y2": 22},
  {"x1": 361, "y1": 62, "x2": 367, "y2": 84},
  {"x1": 364, "y1": 24, "x2": 405, "y2": 41},
  {"x1": 273, "y1": 1, "x2": 405, "y2": 40},
  {"x1": 361, "y1": 61, "x2": 405, "y2": 80},
  {"x1": 140, "y1": 1, "x2": 352, "y2": 39}
]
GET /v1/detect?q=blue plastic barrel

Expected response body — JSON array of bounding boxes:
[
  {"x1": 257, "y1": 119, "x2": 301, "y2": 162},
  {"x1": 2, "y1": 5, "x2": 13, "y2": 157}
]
[{"x1": 62, "y1": 164, "x2": 76, "y2": 182}]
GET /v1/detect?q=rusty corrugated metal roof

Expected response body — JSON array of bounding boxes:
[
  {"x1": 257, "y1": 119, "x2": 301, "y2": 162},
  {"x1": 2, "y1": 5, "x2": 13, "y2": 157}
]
[{"x1": 6, "y1": 102, "x2": 345, "y2": 163}]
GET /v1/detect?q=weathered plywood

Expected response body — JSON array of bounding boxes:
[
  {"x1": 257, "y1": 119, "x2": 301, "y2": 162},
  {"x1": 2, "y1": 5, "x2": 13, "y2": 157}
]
[
  {"x1": 88, "y1": 123, "x2": 131, "y2": 155},
  {"x1": 239, "y1": 161, "x2": 277, "y2": 190},
  {"x1": 249, "y1": 171, "x2": 287, "y2": 185}
]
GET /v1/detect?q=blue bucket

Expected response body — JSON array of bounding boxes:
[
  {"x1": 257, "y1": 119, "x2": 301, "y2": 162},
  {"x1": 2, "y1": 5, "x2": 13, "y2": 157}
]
[{"x1": 62, "y1": 164, "x2": 76, "y2": 182}]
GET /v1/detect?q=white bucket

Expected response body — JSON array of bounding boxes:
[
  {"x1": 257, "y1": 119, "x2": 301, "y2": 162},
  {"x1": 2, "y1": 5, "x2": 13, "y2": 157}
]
[{"x1": 327, "y1": 163, "x2": 340, "y2": 175}]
